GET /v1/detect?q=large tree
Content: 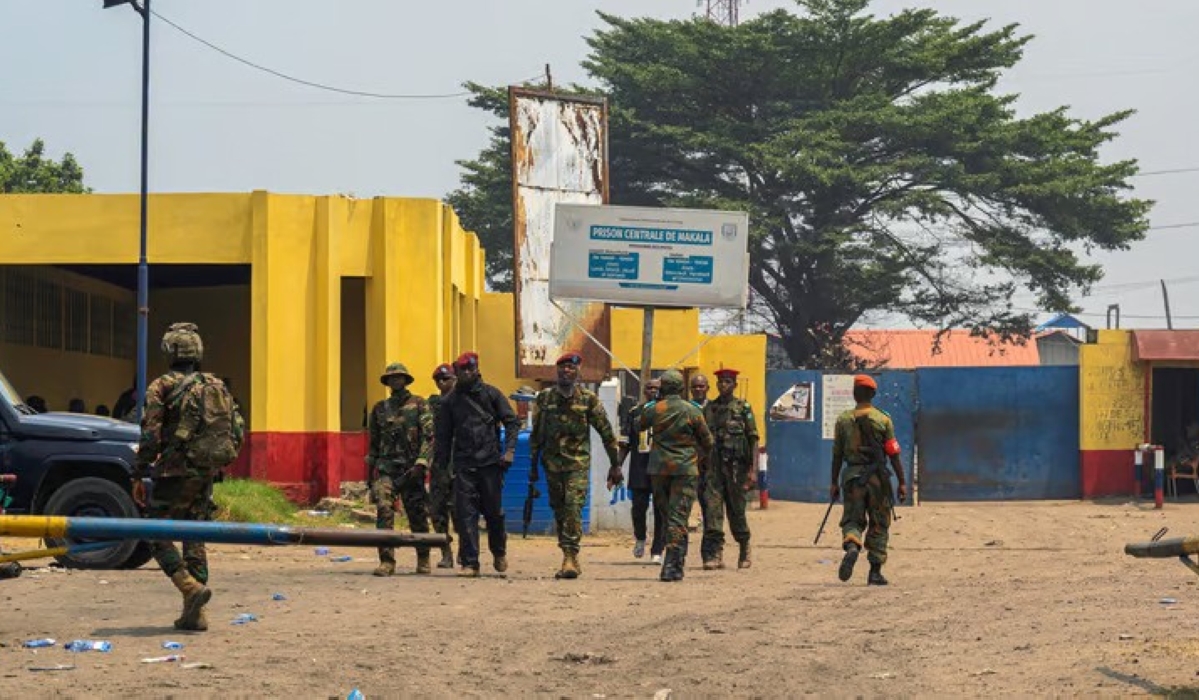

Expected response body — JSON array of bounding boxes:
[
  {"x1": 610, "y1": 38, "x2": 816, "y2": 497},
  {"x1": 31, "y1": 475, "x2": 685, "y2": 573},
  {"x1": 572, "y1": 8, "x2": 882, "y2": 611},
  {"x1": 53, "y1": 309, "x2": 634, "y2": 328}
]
[
  {"x1": 0, "y1": 138, "x2": 89, "y2": 194},
  {"x1": 452, "y1": 0, "x2": 1151, "y2": 366}
]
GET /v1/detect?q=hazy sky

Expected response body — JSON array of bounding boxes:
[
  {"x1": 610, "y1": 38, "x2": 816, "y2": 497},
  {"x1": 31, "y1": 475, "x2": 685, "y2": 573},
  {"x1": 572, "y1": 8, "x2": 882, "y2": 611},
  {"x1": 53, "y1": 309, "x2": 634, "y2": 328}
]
[{"x1": 3, "y1": 0, "x2": 1198, "y2": 330}]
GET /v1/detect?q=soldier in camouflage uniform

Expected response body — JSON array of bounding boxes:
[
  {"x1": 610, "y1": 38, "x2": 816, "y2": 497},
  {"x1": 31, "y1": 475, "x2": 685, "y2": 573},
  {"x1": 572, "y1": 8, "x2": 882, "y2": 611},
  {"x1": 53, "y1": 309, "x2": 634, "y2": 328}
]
[
  {"x1": 131, "y1": 322, "x2": 245, "y2": 631},
  {"x1": 367, "y1": 362, "x2": 435, "y2": 576},
  {"x1": 831, "y1": 374, "x2": 908, "y2": 586},
  {"x1": 639, "y1": 369, "x2": 714, "y2": 582},
  {"x1": 427, "y1": 363, "x2": 457, "y2": 569},
  {"x1": 701, "y1": 368, "x2": 759, "y2": 570},
  {"x1": 529, "y1": 351, "x2": 622, "y2": 579}
]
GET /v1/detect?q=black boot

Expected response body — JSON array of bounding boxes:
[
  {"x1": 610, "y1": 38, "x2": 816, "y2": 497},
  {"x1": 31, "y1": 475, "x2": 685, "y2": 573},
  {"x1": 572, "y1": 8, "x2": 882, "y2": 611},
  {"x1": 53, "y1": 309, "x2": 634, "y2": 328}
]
[
  {"x1": 868, "y1": 561, "x2": 889, "y2": 586},
  {"x1": 838, "y1": 543, "x2": 860, "y2": 582},
  {"x1": 659, "y1": 549, "x2": 683, "y2": 582}
]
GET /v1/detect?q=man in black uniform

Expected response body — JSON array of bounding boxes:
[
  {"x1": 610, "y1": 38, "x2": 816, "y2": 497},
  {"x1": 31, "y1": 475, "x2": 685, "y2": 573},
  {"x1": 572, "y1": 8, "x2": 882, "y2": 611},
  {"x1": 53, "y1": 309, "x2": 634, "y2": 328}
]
[
  {"x1": 620, "y1": 378, "x2": 665, "y2": 564},
  {"x1": 433, "y1": 352, "x2": 521, "y2": 577}
]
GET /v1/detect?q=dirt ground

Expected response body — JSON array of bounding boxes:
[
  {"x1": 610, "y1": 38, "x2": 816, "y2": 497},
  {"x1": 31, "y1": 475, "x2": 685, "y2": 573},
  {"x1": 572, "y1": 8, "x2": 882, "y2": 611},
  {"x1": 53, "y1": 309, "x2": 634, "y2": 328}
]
[{"x1": 4, "y1": 498, "x2": 1199, "y2": 697}]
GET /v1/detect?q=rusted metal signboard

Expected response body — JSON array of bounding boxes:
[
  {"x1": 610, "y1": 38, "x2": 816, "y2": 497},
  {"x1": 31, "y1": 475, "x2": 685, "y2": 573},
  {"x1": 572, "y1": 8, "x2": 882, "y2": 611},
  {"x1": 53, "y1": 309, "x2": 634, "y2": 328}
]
[{"x1": 509, "y1": 87, "x2": 611, "y2": 382}]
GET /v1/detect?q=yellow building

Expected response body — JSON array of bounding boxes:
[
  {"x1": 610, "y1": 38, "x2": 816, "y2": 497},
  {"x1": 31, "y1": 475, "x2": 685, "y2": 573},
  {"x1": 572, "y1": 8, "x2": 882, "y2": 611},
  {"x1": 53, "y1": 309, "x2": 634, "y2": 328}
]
[
  {"x1": 1078, "y1": 328, "x2": 1199, "y2": 497},
  {"x1": 0, "y1": 191, "x2": 767, "y2": 502}
]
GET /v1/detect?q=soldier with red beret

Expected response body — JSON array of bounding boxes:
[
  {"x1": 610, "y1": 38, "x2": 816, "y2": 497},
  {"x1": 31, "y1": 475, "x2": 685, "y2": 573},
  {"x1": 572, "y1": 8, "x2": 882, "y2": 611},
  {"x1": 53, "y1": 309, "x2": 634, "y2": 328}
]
[
  {"x1": 830, "y1": 374, "x2": 908, "y2": 586},
  {"x1": 529, "y1": 351, "x2": 622, "y2": 579},
  {"x1": 433, "y1": 351, "x2": 522, "y2": 577},
  {"x1": 701, "y1": 367, "x2": 760, "y2": 570}
]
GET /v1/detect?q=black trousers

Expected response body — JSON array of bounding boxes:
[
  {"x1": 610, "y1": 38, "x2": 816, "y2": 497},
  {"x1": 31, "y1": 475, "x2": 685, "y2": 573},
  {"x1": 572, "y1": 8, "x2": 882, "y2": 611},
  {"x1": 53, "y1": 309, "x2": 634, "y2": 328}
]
[
  {"x1": 630, "y1": 487, "x2": 666, "y2": 555},
  {"x1": 452, "y1": 463, "x2": 507, "y2": 569}
]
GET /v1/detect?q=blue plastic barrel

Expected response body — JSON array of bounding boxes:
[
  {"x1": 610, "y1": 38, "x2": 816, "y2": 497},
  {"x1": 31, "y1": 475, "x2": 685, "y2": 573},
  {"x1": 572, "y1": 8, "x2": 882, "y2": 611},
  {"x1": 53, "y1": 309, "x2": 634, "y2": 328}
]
[{"x1": 500, "y1": 428, "x2": 590, "y2": 535}]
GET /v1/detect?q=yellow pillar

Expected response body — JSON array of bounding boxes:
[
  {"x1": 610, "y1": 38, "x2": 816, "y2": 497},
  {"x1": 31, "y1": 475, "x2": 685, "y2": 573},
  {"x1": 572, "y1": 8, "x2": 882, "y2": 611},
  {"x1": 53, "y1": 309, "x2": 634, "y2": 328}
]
[
  {"x1": 365, "y1": 198, "x2": 445, "y2": 402},
  {"x1": 249, "y1": 191, "x2": 338, "y2": 502}
]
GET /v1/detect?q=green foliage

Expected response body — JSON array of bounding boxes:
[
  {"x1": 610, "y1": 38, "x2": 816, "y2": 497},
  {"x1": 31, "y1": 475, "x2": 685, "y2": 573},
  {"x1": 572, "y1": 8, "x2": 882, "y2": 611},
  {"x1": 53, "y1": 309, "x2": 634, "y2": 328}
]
[
  {"x1": 445, "y1": 84, "x2": 520, "y2": 292},
  {"x1": 0, "y1": 138, "x2": 90, "y2": 194},
  {"x1": 212, "y1": 479, "x2": 357, "y2": 527},
  {"x1": 453, "y1": 0, "x2": 1151, "y2": 367}
]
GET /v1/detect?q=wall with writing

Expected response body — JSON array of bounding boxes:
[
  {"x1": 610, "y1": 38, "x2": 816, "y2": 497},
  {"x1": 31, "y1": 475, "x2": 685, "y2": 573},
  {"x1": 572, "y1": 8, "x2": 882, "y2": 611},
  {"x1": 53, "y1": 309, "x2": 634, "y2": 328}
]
[{"x1": 1079, "y1": 330, "x2": 1145, "y2": 451}]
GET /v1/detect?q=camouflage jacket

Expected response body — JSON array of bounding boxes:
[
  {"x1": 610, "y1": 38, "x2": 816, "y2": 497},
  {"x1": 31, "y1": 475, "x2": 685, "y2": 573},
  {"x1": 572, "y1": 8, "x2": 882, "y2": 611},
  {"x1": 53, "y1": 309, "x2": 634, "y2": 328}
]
[
  {"x1": 135, "y1": 370, "x2": 246, "y2": 479},
  {"x1": 638, "y1": 396, "x2": 714, "y2": 477},
  {"x1": 367, "y1": 389, "x2": 433, "y2": 473},
  {"x1": 530, "y1": 385, "x2": 619, "y2": 473},
  {"x1": 704, "y1": 395, "x2": 759, "y2": 468},
  {"x1": 832, "y1": 405, "x2": 896, "y2": 479}
]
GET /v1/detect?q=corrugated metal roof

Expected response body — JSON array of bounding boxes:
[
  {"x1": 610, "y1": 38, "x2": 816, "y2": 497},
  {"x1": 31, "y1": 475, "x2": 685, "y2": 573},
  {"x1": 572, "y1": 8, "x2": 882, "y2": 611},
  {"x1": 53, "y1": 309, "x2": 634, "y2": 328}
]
[
  {"x1": 843, "y1": 330, "x2": 1040, "y2": 368},
  {"x1": 1132, "y1": 330, "x2": 1199, "y2": 362}
]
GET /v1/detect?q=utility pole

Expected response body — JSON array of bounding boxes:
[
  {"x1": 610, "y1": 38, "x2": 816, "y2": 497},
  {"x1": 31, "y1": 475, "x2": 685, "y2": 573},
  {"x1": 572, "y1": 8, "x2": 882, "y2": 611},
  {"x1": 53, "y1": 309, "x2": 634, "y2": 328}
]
[
  {"x1": 702, "y1": 0, "x2": 743, "y2": 26},
  {"x1": 102, "y1": 0, "x2": 151, "y2": 423},
  {"x1": 1161, "y1": 279, "x2": 1174, "y2": 330}
]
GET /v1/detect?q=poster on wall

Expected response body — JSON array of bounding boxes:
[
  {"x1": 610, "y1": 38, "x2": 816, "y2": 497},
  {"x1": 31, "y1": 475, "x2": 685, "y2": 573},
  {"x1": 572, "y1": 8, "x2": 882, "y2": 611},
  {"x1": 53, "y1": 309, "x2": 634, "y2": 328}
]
[
  {"x1": 769, "y1": 382, "x2": 815, "y2": 422},
  {"x1": 821, "y1": 374, "x2": 856, "y2": 440}
]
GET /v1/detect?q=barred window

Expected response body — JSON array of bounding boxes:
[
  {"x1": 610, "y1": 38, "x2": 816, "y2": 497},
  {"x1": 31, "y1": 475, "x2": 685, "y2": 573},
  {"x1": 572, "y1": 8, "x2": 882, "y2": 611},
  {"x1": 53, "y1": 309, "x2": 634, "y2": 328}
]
[
  {"x1": 35, "y1": 278, "x2": 63, "y2": 350},
  {"x1": 2, "y1": 270, "x2": 36, "y2": 346},
  {"x1": 112, "y1": 302, "x2": 136, "y2": 359},
  {"x1": 89, "y1": 295, "x2": 113, "y2": 357},
  {"x1": 64, "y1": 288, "x2": 89, "y2": 353}
]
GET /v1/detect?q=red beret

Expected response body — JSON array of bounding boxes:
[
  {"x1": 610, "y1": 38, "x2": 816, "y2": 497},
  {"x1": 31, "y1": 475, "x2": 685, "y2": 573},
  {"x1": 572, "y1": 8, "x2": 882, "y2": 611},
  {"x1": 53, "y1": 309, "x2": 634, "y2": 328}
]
[
  {"x1": 714, "y1": 368, "x2": 739, "y2": 379},
  {"x1": 453, "y1": 352, "x2": 479, "y2": 370},
  {"x1": 853, "y1": 374, "x2": 877, "y2": 391},
  {"x1": 556, "y1": 352, "x2": 583, "y2": 366},
  {"x1": 432, "y1": 363, "x2": 454, "y2": 380}
]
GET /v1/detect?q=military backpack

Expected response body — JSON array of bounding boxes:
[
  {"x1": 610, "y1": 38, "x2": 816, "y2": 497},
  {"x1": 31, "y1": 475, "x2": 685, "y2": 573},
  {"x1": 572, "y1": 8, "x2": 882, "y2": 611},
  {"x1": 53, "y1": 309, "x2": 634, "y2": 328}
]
[{"x1": 168, "y1": 372, "x2": 243, "y2": 470}]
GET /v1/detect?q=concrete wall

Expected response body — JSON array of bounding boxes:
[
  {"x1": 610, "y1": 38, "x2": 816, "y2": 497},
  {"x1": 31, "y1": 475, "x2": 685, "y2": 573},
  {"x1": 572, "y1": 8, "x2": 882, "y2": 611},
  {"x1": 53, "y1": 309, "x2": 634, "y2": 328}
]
[{"x1": 1078, "y1": 330, "x2": 1146, "y2": 497}]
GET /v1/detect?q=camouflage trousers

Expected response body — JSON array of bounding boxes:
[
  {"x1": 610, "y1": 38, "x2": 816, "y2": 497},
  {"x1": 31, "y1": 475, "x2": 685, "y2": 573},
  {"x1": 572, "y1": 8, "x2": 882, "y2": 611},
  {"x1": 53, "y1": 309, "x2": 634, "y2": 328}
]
[
  {"x1": 373, "y1": 468, "x2": 432, "y2": 563},
  {"x1": 147, "y1": 474, "x2": 212, "y2": 584},
  {"x1": 428, "y1": 462, "x2": 455, "y2": 545},
  {"x1": 839, "y1": 467, "x2": 892, "y2": 565},
  {"x1": 546, "y1": 469, "x2": 589, "y2": 554},
  {"x1": 651, "y1": 474, "x2": 697, "y2": 556},
  {"x1": 701, "y1": 458, "x2": 751, "y2": 561}
]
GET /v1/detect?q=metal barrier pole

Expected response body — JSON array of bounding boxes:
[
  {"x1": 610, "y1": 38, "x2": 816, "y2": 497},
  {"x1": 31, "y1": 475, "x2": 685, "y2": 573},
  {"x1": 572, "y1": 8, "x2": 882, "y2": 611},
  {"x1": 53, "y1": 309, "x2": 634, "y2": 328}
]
[
  {"x1": 1134, "y1": 448, "x2": 1144, "y2": 499},
  {"x1": 1155, "y1": 447, "x2": 1165, "y2": 509}
]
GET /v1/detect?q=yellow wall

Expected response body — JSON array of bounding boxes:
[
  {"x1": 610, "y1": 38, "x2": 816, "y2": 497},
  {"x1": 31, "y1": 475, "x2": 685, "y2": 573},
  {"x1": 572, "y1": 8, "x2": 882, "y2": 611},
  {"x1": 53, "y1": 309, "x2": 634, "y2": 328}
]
[
  {"x1": 1079, "y1": 329, "x2": 1146, "y2": 450},
  {"x1": 0, "y1": 192, "x2": 486, "y2": 436},
  {"x1": 697, "y1": 333, "x2": 769, "y2": 445},
  {"x1": 0, "y1": 194, "x2": 253, "y2": 264},
  {"x1": 611, "y1": 308, "x2": 702, "y2": 370},
  {"x1": 479, "y1": 293, "x2": 522, "y2": 398},
  {"x1": 150, "y1": 285, "x2": 252, "y2": 427},
  {"x1": 0, "y1": 266, "x2": 134, "y2": 413}
]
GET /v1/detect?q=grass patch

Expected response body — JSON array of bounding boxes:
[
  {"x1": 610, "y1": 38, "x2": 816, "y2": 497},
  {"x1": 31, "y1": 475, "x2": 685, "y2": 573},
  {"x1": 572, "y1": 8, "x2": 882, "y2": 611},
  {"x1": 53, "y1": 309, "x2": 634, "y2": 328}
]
[{"x1": 213, "y1": 479, "x2": 360, "y2": 527}]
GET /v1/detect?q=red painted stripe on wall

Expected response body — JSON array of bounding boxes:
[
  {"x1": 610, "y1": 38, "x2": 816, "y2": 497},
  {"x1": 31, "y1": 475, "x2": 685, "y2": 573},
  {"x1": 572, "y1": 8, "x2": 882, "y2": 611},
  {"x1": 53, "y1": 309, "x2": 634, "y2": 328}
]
[
  {"x1": 224, "y1": 431, "x2": 369, "y2": 504},
  {"x1": 1081, "y1": 449, "x2": 1135, "y2": 498}
]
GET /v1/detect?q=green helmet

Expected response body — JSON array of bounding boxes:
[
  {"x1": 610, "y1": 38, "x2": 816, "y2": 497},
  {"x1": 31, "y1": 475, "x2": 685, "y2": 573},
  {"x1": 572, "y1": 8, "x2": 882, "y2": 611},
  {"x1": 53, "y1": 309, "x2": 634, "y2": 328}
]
[
  {"x1": 659, "y1": 369, "x2": 684, "y2": 396},
  {"x1": 161, "y1": 322, "x2": 203, "y2": 362},
  {"x1": 380, "y1": 362, "x2": 414, "y2": 386}
]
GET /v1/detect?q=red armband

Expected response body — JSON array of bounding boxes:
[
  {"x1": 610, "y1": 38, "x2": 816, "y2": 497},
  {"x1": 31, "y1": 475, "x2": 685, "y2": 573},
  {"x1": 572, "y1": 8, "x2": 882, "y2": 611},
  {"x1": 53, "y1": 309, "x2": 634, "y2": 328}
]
[{"x1": 883, "y1": 438, "x2": 901, "y2": 457}]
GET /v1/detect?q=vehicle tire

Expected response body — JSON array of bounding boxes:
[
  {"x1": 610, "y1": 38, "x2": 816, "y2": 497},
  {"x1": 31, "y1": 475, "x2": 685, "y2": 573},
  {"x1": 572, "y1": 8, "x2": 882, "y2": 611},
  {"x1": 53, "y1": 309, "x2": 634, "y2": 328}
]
[
  {"x1": 120, "y1": 541, "x2": 154, "y2": 570},
  {"x1": 43, "y1": 477, "x2": 140, "y2": 570}
]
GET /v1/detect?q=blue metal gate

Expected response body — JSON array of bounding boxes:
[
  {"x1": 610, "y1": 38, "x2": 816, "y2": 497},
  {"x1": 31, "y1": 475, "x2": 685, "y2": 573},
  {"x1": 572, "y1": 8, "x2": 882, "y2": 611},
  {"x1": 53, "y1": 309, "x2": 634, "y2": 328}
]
[
  {"x1": 766, "y1": 370, "x2": 916, "y2": 503},
  {"x1": 914, "y1": 366, "x2": 1080, "y2": 500}
]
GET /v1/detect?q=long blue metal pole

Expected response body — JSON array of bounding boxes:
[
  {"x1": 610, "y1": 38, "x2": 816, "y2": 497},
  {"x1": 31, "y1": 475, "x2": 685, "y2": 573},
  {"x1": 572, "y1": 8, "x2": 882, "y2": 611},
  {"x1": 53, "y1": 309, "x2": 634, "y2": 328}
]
[{"x1": 134, "y1": 0, "x2": 150, "y2": 422}]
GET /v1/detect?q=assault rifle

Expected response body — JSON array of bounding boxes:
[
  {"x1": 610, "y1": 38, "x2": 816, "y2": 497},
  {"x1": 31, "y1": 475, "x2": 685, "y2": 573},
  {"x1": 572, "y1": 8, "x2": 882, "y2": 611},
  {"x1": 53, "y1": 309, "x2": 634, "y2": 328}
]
[{"x1": 854, "y1": 414, "x2": 900, "y2": 523}]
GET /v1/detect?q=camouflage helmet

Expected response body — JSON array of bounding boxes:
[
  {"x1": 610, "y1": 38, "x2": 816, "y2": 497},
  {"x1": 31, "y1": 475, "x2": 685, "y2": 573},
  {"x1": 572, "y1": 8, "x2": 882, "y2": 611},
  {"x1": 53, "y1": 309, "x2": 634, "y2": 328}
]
[
  {"x1": 659, "y1": 369, "x2": 685, "y2": 396},
  {"x1": 161, "y1": 322, "x2": 203, "y2": 361},
  {"x1": 380, "y1": 362, "x2": 414, "y2": 386}
]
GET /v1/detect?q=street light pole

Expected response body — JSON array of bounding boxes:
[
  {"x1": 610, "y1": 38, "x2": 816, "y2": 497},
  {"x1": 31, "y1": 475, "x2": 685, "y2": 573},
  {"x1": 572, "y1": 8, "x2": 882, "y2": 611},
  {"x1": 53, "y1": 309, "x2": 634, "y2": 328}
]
[{"x1": 103, "y1": 0, "x2": 151, "y2": 423}]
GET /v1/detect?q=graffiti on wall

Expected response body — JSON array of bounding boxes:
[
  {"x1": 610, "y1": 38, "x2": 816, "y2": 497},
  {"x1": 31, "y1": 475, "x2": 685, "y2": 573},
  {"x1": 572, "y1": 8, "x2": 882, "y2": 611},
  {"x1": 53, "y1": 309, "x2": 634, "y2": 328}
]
[{"x1": 1080, "y1": 344, "x2": 1145, "y2": 449}]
